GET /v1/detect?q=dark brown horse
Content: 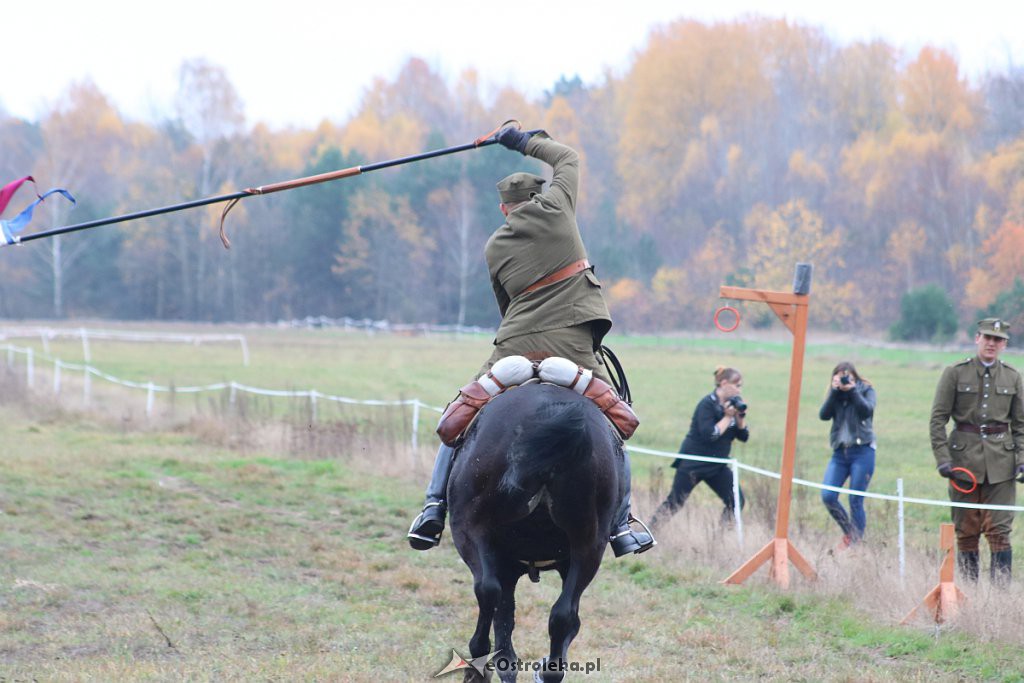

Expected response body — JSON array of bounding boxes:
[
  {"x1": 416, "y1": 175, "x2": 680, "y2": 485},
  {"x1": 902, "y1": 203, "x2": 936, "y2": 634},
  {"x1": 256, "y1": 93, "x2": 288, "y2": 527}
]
[{"x1": 447, "y1": 382, "x2": 621, "y2": 683}]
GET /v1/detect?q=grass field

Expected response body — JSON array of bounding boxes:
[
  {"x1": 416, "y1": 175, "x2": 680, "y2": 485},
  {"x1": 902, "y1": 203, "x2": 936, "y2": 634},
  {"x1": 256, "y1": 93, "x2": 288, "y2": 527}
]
[{"x1": 2, "y1": 324, "x2": 1024, "y2": 681}]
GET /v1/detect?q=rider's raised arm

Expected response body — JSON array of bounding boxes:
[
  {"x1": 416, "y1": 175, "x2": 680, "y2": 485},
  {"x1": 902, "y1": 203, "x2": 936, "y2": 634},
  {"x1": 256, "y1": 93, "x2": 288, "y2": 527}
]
[{"x1": 524, "y1": 135, "x2": 579, "y2": 214}]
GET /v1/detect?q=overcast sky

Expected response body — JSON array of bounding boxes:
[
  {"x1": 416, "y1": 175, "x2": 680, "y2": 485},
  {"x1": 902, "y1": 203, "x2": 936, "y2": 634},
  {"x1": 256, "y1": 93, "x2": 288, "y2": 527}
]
[{"x1": 1, "y1": 0, "x2": 1020, "y2": 129}]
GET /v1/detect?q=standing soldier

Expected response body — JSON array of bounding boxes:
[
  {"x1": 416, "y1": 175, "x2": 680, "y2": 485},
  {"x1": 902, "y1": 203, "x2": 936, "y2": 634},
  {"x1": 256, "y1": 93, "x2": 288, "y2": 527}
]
[{"x1": 930, "y1": 318, "x2": 1024, "y2": 585}]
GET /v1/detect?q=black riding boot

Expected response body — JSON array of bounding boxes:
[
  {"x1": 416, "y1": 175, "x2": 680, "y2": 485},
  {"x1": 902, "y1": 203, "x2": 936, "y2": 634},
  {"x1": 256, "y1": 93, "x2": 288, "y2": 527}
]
[
  {"x1": 991, "y1": 549, "x2": 1012, "y2": 588},
  {"x1": 957, "y1": 550, "x2": 979, "y2": 583},
  {"x1": 609, "y1": 448, "x2": 656, "y2": 557},
  {"x1": 407, "y1": 444, "x2": 455, "y2": 550}
]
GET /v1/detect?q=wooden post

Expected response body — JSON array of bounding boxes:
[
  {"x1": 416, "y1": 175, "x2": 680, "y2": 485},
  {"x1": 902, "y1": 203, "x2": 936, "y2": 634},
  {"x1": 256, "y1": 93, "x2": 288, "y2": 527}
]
[
  {"x1": 901, "y1": 523, "x2": 965, "y2": 625},
  {"x1": 721, "y1": 264, "x2": 817, "y2": 588}
]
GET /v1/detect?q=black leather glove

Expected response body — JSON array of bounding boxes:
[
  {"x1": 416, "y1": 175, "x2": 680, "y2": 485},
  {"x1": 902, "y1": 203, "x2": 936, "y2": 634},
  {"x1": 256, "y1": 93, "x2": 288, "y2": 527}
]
[
  {"x1": 1016, "y1": 464, "x2": 1024, "y2": 484},
  {"x1": 938, "y1": 463, "x2": 973, "y2": 484},
  {"x1": 496, "y1": 126, "x2": 530, "y2": 154}
]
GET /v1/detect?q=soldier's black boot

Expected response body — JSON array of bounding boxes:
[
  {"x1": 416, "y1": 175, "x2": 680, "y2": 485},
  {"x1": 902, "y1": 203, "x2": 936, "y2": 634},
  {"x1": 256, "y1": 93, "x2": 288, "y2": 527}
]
[
  {"x1": 609, "y1": 448, "x2": 656, "y2": 557},
  {"x1": 407, "y1": 444, "x2": 456, "y2": 550},
  {"x1": 957, "y1": 550, "x2": 980, "y2": 583},
  {"x1": 991, "y1": 549, "x2": 1012, "y2": 588}
]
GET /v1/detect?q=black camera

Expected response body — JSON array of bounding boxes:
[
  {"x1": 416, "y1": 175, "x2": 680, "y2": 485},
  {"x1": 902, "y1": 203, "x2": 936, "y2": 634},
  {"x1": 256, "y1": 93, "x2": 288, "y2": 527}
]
[
  {"x1": 728, "y1": 396, "x2": 747, "y2": 414},
  {"x1": 839, "y1": 374, "x2": 852, "y2": 386}
]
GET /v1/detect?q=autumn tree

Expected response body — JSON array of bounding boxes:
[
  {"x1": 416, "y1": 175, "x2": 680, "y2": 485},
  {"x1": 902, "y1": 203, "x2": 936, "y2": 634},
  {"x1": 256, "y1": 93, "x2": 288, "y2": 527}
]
[
  {"x1": 331, "y1": 186, "x2": 434, "y2": 320},
  {"x1": 743, "y1": 200, "x2": 859, "y2": 328},
  {"x1": 35, "y1": 80, "x2": 130, "y2": 317},
  {"x1": 173, "y1": 58, "x2": 246, "y2": 320}
]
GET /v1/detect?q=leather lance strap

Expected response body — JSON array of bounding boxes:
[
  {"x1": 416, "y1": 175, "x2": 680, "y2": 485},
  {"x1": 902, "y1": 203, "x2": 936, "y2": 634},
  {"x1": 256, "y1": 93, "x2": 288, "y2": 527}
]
[
  {"x1": 517, "y1": 259, "x2": 591, "y2": 298},
  {"x1": 955, "y1": 422, "x2": 1008, "y2": 435}
]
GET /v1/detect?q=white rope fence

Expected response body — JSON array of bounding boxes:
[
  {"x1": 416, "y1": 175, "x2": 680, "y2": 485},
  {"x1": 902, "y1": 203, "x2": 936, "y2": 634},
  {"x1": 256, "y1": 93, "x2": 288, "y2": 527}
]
[
  {"x1": 4, "y1": 341, "x2": 1019, "y2": 578},
  {"x1": 278, "y1": 315, "x2": 493, "y2": 336},
  {"x1": 0, "y1": 327, "x2": 249, "y2": 366},
  {"x1": 2, "y1": 343, "x2": 443, "y2": 451}
]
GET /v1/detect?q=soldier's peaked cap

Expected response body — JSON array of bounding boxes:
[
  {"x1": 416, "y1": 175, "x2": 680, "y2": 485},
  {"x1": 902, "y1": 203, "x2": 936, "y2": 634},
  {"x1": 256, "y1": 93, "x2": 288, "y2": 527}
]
[
  {"x1": 497, "y1": 172, "x2": 545, "y2": 204},
  {"x1": 977, "y1": 317, "x2": 1010, "y2": 340}
]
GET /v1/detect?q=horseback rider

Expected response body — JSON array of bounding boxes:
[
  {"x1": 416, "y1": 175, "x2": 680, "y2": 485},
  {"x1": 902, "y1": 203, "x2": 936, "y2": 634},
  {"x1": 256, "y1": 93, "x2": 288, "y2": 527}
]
[{"x1": 407, "y1": 125, "x2": 656, "y2": 557}]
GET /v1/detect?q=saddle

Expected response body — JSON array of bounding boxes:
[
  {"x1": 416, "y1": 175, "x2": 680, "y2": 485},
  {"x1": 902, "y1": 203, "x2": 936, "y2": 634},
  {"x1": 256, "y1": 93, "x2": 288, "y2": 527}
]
[{"x1": 436, "y1": 355, "x2": 639, "y2": 446}]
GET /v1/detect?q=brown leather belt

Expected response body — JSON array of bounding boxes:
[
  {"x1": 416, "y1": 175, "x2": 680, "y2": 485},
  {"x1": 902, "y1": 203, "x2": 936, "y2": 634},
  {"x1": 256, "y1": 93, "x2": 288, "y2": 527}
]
[
  {"x1": 955, "y1": 422, "x2": 1008, "y2": 435},
  {"x1": 518, "y1": 258, "x2": 590, "y2": 297}
]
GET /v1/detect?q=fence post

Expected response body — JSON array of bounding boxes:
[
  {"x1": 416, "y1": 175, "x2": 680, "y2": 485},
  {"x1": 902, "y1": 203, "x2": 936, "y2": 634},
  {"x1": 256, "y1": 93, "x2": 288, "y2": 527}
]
[
  {"x1": 897, "y1": 478, "x2": 906, "y2": 584},
  {"x1": 239, "y1": 336, "x2": 250, "y2": 366},
  {"x1": 26, "y1": 348, "x2": 34, "y2": 389},
  {"x1": 83, "y1": 366, "x2": 91, "y2": 405},
  {"x1": 411, "y1": 400, "x2": 421, "y2": 452},
  {"x1": 309, "y1": 390, "x2": 318, "y2": 423},
  {"x1": 80, "y1": 328, "x2": 91, "y2": 364},
  {"x1": 731, "y1": 459, "x2": 744, "y2": 547},
  {"x1": 146, "y1": 381, "x2": 155, "y2": 418},
  {"x1": 229, "y1": 381, "x2": 237, "y2": 409},
  {"x1": 53, "y1": 360, "x2": 62, "y2": 395}
]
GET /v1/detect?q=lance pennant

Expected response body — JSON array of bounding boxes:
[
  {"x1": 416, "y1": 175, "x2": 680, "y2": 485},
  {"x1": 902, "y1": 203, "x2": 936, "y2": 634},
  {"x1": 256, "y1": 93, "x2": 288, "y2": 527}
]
[{"x1": 0, "y1": 176, "x2": 75, "y2": 246}]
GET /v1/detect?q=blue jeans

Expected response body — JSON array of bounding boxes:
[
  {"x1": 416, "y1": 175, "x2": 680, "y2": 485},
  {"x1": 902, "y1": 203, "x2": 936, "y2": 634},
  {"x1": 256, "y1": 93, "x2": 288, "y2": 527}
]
[{"x1": 821, "y1": 445, "x2": 875, "y2": 541}]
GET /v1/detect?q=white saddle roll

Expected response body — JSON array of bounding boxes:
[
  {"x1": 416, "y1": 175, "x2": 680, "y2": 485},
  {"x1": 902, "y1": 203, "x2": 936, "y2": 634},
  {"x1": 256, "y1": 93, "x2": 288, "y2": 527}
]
[
  {"x1": 537, "y1": 356, "x2": 593, "y2": 395},
  {"x1": 478, "y1": 355, "x2": 536, "y2": 396}
]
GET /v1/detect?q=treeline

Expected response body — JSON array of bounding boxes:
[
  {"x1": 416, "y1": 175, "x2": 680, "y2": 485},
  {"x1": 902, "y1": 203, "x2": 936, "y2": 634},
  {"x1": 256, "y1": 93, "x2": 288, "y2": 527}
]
[{"x1": 1, "y1": 18, "x2": 1022, "y2": 334}]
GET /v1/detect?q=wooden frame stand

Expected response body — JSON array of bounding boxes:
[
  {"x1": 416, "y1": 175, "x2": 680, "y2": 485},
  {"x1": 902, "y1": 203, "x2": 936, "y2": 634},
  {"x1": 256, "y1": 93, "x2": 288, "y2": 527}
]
[
  {"x1": 901, "y1": 523, "x2": 965, "y2": 625},
  {"x1": 719, "y1": 273, "x2": 817, "y2": 588}
]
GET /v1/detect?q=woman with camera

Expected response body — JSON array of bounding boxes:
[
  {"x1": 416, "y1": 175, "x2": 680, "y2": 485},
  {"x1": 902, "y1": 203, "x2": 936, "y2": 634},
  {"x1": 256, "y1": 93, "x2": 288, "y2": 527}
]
[
  {"x1": 819, "y1": 361, "x2": 877, "y2": 548},
  {"x1": 651, "y1": 366, "x2": 748, "y2": 528}
]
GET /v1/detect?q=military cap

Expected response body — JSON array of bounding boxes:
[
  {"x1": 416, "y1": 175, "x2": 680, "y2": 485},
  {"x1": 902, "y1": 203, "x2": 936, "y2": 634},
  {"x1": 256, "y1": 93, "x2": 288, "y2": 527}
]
[
  {"x1": 496, "y1": 172, "x2": 545, "y2": 204},
  {"x1": 977, "y1": 317, "x2": 1010, "y2": 340}
]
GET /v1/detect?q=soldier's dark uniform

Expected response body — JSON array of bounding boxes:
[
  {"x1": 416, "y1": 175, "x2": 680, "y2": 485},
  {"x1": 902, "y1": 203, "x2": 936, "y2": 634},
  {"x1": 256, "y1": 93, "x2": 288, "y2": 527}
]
[{"x1": 929, "y1": 318, "x2": 1024, "y2": 582}]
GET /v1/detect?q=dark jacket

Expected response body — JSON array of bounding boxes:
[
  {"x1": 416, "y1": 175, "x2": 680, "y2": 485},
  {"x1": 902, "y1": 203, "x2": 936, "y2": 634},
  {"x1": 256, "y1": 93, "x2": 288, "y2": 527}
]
[
  {"x1": 673, "y1": 392, "x2": 750, "y2": 466},
  {"x1": 819, "y1": 381, "x2": 876, "y2": 451}
]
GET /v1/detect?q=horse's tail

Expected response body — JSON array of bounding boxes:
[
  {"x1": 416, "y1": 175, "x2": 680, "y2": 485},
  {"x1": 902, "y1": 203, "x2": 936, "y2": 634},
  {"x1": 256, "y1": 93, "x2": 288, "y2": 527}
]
[{"x1": 499, "y1": 400, "x2": 592, "y2": 493}]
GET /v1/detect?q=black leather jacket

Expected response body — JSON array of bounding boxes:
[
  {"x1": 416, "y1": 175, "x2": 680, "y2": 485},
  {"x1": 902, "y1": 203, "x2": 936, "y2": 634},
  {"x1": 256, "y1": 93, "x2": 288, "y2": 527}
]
[{"x1": 819, "y1": 381, "x2": 876, "y2": 451}]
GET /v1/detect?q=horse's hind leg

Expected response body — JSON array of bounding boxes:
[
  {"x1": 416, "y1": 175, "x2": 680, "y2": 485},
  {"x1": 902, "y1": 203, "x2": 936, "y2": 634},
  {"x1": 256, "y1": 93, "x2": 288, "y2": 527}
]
[
  {"x1": 465, "y1": 545, "x2": 502, "y2": 682},
  {"x1": 493, "y1": 567, "x2": 523, "y2": 682},
  {"x1": 541, "y1": 544, "x2": 604, "y2": 683}
]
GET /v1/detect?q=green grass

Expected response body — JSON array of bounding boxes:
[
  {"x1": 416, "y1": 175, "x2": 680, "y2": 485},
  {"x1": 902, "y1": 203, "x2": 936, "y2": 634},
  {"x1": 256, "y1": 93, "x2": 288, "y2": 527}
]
[
  {"x1": 6, "y1": 327, "x2": 1024, "y2": 549},
  {"x1": 2, "y1": 413, "x2": 1024, "y2": 681},
  {"x1": 3, "y1": 325, "x2": 1024, "y2": 679}
]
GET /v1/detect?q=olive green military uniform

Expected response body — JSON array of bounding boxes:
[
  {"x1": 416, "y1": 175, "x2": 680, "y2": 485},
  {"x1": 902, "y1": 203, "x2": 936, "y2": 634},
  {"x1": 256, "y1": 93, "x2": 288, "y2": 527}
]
[
  {"x1": 930, "y1": 348, "x2": 1024, "y2": 553},
  {"x1": 479, "y1": 134, "x2": 612, "y2": 385}
]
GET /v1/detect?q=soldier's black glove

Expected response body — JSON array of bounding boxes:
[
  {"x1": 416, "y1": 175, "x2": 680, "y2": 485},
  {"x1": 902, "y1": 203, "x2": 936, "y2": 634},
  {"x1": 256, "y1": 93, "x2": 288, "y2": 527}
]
[
  {"x1": 938, "y1": 462, "x2": 973, "y2": 484},
  {"x1": 496, "y1": 126, "x2": 530, "y2": 154},
  {"x1": 1016, "y1": 464, "x2": 1024, "y2": 484}
]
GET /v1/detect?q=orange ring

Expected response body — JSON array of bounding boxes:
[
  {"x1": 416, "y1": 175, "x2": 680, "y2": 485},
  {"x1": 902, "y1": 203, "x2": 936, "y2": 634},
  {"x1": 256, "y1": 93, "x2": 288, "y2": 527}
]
[
  {"x1": 714, "y1": 306, "x2": 740, "y2": 333},
  {"x1": 950, "y1": 467, "x2": 977, "y2": 494}
]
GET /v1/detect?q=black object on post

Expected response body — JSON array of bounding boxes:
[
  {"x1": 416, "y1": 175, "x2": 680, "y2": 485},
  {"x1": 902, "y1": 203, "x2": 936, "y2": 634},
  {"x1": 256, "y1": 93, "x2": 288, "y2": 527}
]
[{"x1": 793, "y1": 263, "x2": 812, "y2": 295}]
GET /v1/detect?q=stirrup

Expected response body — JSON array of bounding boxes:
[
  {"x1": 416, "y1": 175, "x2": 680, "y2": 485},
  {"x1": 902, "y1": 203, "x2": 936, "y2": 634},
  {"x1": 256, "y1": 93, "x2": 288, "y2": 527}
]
[
  {"x1": 407, "y1": 502, "x2": 445, "y2": 550},
  {"x1": 609, "y1": 515, "x2": 657, "y2": 556},
  {"x1": 629, "y1": 514, "x2": 656, "y2": 549}
]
